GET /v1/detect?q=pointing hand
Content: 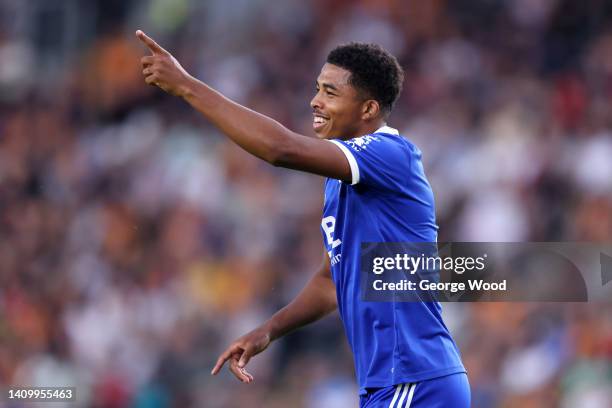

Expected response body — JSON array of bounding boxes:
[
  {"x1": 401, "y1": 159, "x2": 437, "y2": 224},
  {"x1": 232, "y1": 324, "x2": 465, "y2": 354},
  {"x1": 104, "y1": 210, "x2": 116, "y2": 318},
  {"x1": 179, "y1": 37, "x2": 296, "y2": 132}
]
[
  {"x1": 136, "y1": 30, "x2": 194, "y2": 97},
  {"x1": 211, "y1": 326, "x2": 272, "y2": 384}
]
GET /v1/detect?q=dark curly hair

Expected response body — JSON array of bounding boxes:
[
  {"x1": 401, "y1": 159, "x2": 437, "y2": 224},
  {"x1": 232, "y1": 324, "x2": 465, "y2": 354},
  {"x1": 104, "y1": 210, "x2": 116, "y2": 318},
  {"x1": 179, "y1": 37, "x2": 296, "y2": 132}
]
[{"x1": 326, "y1": 42, "x2": 404, "y2": 116}]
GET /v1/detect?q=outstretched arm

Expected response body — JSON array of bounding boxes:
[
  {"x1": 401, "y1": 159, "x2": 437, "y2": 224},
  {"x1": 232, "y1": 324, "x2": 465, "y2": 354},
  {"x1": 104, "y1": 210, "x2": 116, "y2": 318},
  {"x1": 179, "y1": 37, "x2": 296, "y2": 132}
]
[
  {"x1": 135, "y1": 30, "x2": 351, "y2": 182},
  {"x1": 211, "y1": 249, "x2": 336, "y2": 383}
]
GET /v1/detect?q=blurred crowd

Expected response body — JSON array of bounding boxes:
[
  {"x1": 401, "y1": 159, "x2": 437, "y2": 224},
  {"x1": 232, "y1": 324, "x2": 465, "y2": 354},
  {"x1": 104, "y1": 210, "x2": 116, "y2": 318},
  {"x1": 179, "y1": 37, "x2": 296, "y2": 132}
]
[{"x1": 1, "y1": 0, "x2": 611, "y2": 407}]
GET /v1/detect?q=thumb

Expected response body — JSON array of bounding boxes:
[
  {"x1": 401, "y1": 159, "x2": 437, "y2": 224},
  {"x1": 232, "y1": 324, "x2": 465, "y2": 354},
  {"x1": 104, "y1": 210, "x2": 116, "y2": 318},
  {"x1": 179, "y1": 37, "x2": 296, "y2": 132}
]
[{"x1": 238, "y1": 347, "x2": 253, "y2": 368}]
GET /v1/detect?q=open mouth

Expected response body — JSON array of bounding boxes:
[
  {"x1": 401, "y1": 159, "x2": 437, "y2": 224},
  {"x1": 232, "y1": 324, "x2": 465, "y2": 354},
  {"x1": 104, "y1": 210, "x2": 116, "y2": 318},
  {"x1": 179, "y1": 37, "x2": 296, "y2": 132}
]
[{"x1": 313, "y1": 114, "x2": 329, "y2": 131}]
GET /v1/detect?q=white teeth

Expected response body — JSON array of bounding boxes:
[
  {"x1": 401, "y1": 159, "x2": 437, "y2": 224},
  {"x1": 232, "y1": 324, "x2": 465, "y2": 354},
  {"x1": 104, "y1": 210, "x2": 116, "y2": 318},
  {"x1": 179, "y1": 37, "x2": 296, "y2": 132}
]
[{"x1": 314, "y1": 117, "x2": 326, "y2": 124}]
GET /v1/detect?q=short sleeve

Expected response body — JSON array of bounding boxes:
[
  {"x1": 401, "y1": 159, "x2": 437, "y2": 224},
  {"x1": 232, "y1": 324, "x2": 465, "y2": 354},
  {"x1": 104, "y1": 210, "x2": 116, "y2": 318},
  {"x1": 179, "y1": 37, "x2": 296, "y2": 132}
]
[{"x1": 328, "y1": 134, "x2": 410, "y2": 190}]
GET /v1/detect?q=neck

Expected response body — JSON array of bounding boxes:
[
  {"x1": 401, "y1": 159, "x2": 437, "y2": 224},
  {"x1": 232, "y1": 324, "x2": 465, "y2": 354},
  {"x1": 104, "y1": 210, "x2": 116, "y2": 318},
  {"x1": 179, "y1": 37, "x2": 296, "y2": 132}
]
[{"x1": 340, "y1": 120, "x2": 386, "y2": 141}]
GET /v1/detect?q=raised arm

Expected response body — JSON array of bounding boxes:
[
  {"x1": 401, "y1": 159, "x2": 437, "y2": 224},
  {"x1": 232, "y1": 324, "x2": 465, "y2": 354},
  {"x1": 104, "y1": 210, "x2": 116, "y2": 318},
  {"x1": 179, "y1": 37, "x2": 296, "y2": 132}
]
[
  {"x1": 211, "y1": 249, "x2": 336, "y2": 383},
  {"x1": 136, "y1": 30, "x2": 351, "y2": 183}
]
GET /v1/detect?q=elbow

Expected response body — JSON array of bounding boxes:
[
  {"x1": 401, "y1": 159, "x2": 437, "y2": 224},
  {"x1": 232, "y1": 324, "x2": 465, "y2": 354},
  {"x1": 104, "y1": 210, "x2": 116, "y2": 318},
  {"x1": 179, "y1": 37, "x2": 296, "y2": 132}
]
[
  {"x1": 265, "y1": 137, "x2": 297, "y2": 167},
  {"x1": 266, "y1": 148, "x2": 284, "y2": 167},
  {"x1": 268, "y1": 150, "x2": 290, "y2": 167}
]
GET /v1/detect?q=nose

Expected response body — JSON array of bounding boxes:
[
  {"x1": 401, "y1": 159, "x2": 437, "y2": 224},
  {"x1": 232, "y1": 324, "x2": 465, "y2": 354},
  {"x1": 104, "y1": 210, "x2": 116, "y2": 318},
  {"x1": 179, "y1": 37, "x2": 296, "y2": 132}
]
[{"x1": 310, "y1": 92, "x2": 323, "y2": 111}]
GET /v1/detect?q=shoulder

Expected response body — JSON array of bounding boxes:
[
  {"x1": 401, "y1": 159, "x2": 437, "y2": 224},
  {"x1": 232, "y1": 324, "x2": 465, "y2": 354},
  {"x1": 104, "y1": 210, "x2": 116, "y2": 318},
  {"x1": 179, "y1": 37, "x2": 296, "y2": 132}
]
[
  {"x1": 342, "y1": 133, "x2": 385, "y2": 152},
  {"x1": 328, "y1": 126, "x2": 421, "y2": 187},
  {"x1": 376, "y1": 127, "x2": 423, "y2": 161},
  {"x1": 338, "y1": 126, "x2": 409, "y2": 154}
]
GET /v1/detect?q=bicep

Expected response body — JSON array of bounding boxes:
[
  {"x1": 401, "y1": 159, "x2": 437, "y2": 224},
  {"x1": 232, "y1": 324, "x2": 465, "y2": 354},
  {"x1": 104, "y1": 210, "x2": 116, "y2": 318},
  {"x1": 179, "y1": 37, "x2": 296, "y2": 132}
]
[{"x1": 273, "y1": 133, "x2": 352, "y2": 183}]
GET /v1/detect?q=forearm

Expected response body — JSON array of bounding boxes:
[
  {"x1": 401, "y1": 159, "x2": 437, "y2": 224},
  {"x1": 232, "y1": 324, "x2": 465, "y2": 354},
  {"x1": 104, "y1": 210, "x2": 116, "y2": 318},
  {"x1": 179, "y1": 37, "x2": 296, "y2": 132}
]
[
  {"x1": 181, "y1": 77, "x2": 297, "y2": 164},
  {"x1": 263, "y1": 273, "x2": 337, "y2": 342},
  {"x1": 137, "y1": 32, "x2": 350, "y2": 178}
]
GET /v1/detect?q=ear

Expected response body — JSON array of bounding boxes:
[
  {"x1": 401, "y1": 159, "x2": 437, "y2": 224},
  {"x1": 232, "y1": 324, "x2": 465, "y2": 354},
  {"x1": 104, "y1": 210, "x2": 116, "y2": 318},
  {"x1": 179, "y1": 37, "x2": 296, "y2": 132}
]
[{"x1": 362, "y1": 100, "x2": 380, "y2": 121}]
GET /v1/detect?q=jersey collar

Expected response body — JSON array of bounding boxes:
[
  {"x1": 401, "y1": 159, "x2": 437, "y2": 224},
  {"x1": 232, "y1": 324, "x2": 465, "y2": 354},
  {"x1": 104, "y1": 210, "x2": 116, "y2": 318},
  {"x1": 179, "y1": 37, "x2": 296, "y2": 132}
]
[{"x1": 374, "y1": 125, "x2": 399, "y2": 135}]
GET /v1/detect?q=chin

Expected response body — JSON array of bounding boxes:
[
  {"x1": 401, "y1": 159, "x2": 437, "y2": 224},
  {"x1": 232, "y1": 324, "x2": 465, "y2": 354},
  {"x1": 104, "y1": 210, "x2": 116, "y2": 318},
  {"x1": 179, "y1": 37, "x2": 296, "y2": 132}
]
[
  {"x1": 313, "y1": 128, "x2": 330, "y2": 139},
  {"x1": 313, "y1": 124, "x2": 339, "y2": 140}
]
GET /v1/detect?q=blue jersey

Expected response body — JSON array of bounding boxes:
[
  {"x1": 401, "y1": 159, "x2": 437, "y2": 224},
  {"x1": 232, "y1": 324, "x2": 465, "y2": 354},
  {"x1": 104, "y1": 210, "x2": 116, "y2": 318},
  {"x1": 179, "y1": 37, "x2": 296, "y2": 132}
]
[{"x1": 322, "y1": 126, "x2": 465, "y2": 394}]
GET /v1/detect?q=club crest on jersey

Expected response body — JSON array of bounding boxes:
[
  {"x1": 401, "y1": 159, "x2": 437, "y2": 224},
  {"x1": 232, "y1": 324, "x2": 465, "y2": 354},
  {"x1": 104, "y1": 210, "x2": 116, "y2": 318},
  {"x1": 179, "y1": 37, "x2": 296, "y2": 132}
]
[{"x1": 345, "y1": 135, "x2": 379, "y2": 152}]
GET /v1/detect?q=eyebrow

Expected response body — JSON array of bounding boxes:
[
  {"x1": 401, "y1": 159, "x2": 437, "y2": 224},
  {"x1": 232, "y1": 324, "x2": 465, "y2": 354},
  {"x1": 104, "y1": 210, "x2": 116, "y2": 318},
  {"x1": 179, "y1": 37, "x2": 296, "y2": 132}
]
[{"x1": 316, "y1": 81, "x2": 340, "y2": 92}]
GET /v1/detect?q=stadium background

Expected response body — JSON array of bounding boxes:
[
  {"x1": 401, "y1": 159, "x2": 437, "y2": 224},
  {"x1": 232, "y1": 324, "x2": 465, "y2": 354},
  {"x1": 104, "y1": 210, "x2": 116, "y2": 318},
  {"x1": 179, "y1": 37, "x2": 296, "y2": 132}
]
[{"x1": 0, "y1": 0, "x2": 611, "y2": 407}]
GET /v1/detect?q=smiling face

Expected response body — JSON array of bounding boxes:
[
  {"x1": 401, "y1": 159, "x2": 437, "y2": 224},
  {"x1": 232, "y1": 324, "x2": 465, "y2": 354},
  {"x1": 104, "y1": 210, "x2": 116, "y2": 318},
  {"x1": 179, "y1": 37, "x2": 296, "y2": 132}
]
[{"x1": 310, "y1": 63, "x2": 375, "y2": 140}]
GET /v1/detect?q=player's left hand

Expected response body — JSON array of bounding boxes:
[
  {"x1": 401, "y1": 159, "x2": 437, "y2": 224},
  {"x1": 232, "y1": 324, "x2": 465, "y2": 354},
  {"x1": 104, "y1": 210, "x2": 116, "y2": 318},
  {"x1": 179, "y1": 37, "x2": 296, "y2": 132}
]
[
  {"x1": 136, "y1": 30, "x2": 194, "y2": 97},
  {"x1": 210, "y1": 326, "x2": 272, "y2": 384}
]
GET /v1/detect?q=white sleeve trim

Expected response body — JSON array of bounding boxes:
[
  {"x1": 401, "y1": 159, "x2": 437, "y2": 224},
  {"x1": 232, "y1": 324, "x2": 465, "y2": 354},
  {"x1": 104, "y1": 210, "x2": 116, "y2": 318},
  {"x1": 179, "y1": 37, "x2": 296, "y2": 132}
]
[{"x1": 328, "y1": 140, "x2": 360, "y2": 185}]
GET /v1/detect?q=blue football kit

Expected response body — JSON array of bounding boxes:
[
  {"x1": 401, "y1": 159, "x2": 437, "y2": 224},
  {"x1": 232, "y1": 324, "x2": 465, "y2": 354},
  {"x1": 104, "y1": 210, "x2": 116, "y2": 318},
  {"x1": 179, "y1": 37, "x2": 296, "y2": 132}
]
[{"x1": 322, "y1": 126, "x2": 469, "y2": 407}]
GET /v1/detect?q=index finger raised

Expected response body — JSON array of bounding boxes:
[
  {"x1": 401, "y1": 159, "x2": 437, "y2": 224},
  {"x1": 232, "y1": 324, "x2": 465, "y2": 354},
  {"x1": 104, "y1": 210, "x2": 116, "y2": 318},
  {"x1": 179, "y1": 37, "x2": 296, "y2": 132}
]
[{"x1": 135, "y1": 30, "x2": 167, "y2": 55}]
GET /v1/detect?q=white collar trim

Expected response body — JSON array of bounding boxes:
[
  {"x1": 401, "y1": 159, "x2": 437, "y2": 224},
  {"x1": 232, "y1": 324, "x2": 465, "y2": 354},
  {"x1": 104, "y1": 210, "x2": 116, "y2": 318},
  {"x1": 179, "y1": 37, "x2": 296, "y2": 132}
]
[{"x1": 374, "y1": 125, "x2": 399, "y2": 135}]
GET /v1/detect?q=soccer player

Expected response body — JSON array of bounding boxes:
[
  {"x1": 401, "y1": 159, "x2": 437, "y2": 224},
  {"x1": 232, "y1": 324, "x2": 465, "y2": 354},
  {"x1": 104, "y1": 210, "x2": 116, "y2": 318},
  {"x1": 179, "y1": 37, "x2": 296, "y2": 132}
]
[{"x1": 137, "y1": 30, "x2": 470, "y2": 407}]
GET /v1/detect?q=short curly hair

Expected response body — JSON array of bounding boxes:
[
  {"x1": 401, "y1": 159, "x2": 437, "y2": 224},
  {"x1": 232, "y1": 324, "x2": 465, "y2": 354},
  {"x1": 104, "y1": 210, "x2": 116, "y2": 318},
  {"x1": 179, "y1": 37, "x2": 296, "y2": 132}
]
[{"x1": 326, "y1": 42, "x2": 404, "y2": 116}]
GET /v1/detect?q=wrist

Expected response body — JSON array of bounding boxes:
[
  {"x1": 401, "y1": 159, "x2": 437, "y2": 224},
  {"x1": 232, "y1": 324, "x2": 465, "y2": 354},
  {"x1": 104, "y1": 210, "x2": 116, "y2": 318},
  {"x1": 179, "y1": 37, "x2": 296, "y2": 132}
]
[
  {"x1": 261, "y1": 320, "x2": 279, "y2": 342},
  {"x1": 178, "y1": 75, "x2": 199, "y2": 99}
]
